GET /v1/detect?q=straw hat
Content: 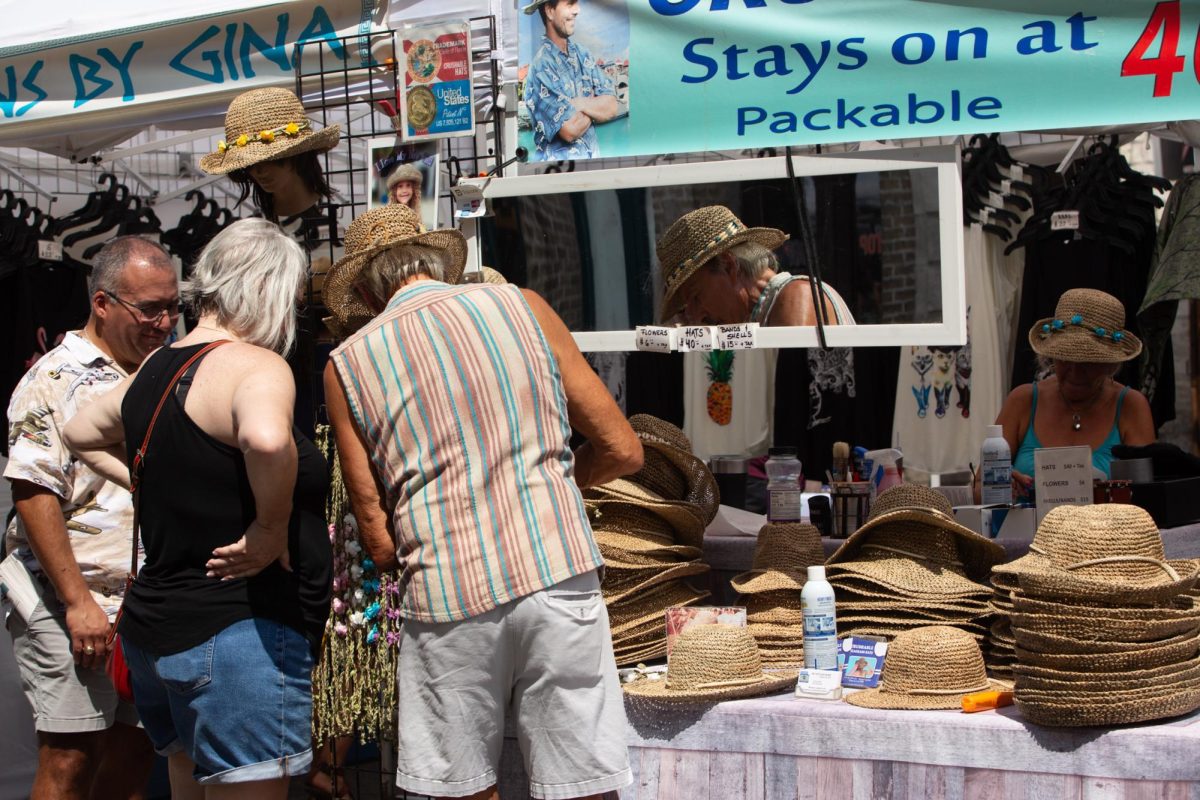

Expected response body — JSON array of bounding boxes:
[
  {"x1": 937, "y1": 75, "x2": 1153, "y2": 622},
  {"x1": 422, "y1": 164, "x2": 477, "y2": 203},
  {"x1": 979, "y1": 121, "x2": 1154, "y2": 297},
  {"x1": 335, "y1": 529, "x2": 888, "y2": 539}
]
[
  {"x1": 1015, "y1": 686, "x2": 1200, "y2": 727},
  {"x1": 1011, "y1": 604, "x2": 1200, "y2": 644},
  {"x1": 732, "y1": 570, "x2": 806, "y2": 596},
  {"x1": 602, "y1": 560, "x2": 711, "y2": 604},
  {"x1": 657, "y1": 206, "x2": 788, "y2": 321},
  {"x1": 607, "y1": 581, "x2": 709, "y2": 636},
  {"x1": 622, "y1": 625, "x2": 797, "y2": 701},
  {"x1": 588, "y1": 502, "x2": 679, "y2": 542},
  {"x1": 845, "y1": 626, "x2": 1007, "y2": 710},
  {"x1": 594, "y1": 531, "x2": 701, "y2": 562},
  {"x1": 995, "y1": 504, "x2": 1167, "y2": 579},
  {"x1": 386, "y1": 162, "x2": 423, "y2": 192},
  {"x1": 200, "y1": 88, "x2": 340, "y2": 175},
  {"x1": 585, "y1": 480, "x2": 707, "y2": 548},
  {"x1": 827, "y1": 484, "x2": 1004, "y2": 580},
  {"x1": 1028, "y1": 288, "x2": 1142, "y2": 364},
  {"x1": 626, "y1": 415, "x2": 720, "y2": 521},
  {"x1": 1016, "y1": 555, "x2": 1199, "y2": 606},
  {"x1": 730, "y1": 523, "x2": 824, "y2": 595},
  {"x1": 1015, "y1": 630, "x2": 1200, "y2": 672},
  {"x1": 323, "y1": 204, "x2": 468, "y2": 335}
]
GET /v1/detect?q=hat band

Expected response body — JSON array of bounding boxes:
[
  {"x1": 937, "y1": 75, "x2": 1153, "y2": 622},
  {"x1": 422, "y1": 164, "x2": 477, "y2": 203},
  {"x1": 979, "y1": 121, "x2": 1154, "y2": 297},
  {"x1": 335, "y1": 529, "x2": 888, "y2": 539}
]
[
  {"x1": 903, "y1": 680, "x2": 992, "y2": 696},
  {"x1": 670, "y1": 674, "x2": 766, "y2": 691},
  {"x1": 1065, "y1": 555, "x2": 1179, "y2": 580},
  {"x1": 1037, "y1": 313, "x2": 1129, "y2": 345},
  {"x1": 667, "y1": 219, "x2": 745, "y2": 291},
  {"x1": 218, "y1": 120, "x2": 311, "y2": 153},
  {"x1": 860, "y1": 543, "x2": 936, "y2": 562}
]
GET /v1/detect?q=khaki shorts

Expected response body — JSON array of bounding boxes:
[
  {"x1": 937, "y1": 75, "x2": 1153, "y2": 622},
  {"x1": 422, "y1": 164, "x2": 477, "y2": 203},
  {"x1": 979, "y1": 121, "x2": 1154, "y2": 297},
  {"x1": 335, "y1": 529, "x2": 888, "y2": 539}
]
[
  {"x1": 7, "y1": 583, "x2": 140, "y2": 733},
  {"x1": 396, "y1": 570, "x2": 631, "y2": 799}
]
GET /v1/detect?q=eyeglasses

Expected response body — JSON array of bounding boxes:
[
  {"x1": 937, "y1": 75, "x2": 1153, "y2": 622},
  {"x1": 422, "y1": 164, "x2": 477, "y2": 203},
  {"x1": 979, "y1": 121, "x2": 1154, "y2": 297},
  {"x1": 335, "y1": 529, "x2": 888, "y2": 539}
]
[{"x1": 104, "y1": 291, "x2": 183, "y2": 324}]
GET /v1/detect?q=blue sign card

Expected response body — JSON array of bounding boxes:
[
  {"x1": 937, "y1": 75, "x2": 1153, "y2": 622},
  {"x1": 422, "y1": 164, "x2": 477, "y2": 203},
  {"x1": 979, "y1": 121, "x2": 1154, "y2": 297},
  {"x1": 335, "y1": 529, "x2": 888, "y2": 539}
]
[{"x1": 838, "y1": 636, "x2": 888, "y2": 688}]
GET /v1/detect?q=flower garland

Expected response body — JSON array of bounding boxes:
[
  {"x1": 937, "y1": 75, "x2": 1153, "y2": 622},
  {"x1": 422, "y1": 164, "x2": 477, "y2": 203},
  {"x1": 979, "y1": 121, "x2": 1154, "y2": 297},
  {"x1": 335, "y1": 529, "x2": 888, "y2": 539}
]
[
  {"x1": 311, "y1": 426, "x2": 403, "y2": 742},
  {"x1": 217, "y1": 121, "x2": 308, "y2": 153}
]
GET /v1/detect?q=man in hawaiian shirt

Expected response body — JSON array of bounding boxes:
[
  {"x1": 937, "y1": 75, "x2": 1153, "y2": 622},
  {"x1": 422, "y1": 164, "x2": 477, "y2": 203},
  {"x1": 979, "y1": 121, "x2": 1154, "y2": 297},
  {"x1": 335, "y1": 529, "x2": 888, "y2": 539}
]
[
  {"x1": 5, "y1": 237, "x2": 178, "y2": 799},
  {"x1": 523, "y1": 0, "x2": 619, "y2": 161}
]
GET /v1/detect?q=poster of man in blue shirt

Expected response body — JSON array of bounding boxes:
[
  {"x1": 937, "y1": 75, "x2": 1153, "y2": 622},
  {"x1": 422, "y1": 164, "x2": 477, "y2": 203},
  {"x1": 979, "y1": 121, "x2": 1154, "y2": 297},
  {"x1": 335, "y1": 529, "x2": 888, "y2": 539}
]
[{"x1": 522, "y1": 0, "x2": 623, "y2": 162}]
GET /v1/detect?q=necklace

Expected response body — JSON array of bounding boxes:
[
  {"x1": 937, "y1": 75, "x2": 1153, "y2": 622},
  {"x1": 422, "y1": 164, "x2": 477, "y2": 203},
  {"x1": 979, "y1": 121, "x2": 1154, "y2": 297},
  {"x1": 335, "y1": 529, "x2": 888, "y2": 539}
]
[{"x1": 1057, "y1": 381, "x2": 1105, "y2": 432}]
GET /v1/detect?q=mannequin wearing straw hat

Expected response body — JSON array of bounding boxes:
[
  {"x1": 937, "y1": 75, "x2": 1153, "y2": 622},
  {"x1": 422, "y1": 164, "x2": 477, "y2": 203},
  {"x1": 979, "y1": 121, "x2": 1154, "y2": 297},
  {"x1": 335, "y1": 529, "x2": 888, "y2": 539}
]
[{"x1": 979, "y1": 288, "x2": 1155, "y2": 500}]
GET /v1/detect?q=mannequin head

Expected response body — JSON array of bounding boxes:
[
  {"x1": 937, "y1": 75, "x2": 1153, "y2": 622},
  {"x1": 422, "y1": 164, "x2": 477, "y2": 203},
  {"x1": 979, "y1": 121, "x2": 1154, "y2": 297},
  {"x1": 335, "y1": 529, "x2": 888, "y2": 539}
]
[{"x1": 229, "y1": 152, "x2": 332, "y2": 221}]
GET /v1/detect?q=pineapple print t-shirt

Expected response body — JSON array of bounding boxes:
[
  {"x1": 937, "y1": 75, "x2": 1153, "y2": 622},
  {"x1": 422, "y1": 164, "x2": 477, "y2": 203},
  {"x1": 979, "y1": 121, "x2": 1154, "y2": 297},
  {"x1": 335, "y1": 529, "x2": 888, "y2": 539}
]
[{"x1": 4, "y1": 331, "x2": 135, "y2": 620}]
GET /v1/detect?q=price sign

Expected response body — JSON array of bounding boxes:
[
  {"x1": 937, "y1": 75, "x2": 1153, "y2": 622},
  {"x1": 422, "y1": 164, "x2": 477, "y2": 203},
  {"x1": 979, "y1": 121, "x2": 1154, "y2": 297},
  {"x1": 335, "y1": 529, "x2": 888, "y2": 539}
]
[
  {"x1": 715, "y1": 323, "x2": 758, "y2": 350},
  {"x1": 38, "y1": 240, "x2": 63, "y2": 262},
  {"x1": 678, "y1": 326, "x2": 715, "y2": 352},
  {"x1": 1033, "y1": 445, "x2": 1093, "y2": 524},
  {"x1": 1051, "y1": 210, "x2": 1080, "y2": 231},
  {"x1": 635, "y1": 326, "x2": 675, "y2": 353}
]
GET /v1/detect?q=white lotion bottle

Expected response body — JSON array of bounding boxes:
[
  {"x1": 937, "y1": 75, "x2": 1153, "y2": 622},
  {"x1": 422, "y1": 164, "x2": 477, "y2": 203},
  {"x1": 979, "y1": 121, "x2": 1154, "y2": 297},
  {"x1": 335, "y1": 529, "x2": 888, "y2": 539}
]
[
  {"x1": 801, "y1": 565, "x2": 838, "y2": 670},
  {"x1": 980, "y1": 424, "x2": 1013, "y2": 506}
]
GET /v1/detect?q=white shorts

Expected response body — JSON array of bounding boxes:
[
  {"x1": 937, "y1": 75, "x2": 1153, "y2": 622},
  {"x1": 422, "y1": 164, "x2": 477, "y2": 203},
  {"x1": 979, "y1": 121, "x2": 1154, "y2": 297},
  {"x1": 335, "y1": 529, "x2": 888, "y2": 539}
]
[{"x1": 395, "y1": 570, "x2": 632, "y2": 799}]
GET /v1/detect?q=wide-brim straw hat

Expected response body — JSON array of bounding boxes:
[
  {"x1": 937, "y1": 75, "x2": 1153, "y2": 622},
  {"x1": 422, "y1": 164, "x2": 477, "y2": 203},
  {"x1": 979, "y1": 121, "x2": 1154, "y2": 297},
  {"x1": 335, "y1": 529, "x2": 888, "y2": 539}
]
[
  {"x1": 731, "y1": 569, "x2": 805, "y2": 596},
  {"x1": 588, "y1": 502, "x2": 679, "y2": 543},
  {"x1": 626, "y1": 416, "x2": 720, "y2": 521},
  {"x1": 845, "y1": 626, "x2": 1008, "y2": 710},
  {"x1": 1015, "y1": 634, "x2": 1200, "y2": 674},
  {"x1": 608, "y1": 581, "x2": 710, "y2": 636},
  {"x1": 1016, "y1": 555, "x2": 1199, "y2": 606},
  {"x1": 657, "y1": 206, "x2": 788, "y2": 321},
  {"x1": 1010, "y1": 604, "x2": 1200, "y2": 644},
  {"x1": 828, "y1": 485, "x2": 1004, "y2": 581},
  {"x1": 827, "y1": 552, "x2": 992, "y2": 600},
  {"x1": 752, "y1": 523, "x2": 825, "y2": 572},
  {"x1": 602, "y1": 560, "x2": 710, "y2": 604},
  {"x1": 995, "y1": 504, "x2": 1167, "y2": 580},
  {"x1": 386, "y1": 162, "x2": 423, "y2": 191},
  {"x1": 200, "y1": 87, "x2": 340, "y2": 175},
  {"x1": 595, "y1": 531, "x2": 702, "y2": 563},
  {"x1": 622, "y1": 625, "x2": 797, "y2": 701},
  {"x1": 1015, "y1": 685, "x2": 1200, "y2": 727},
  {"x1": 832, "y1": 575, "x2": 989, "y2": 603},
  {"x1": 586, "y1": 480, "x2": 707, "y2": 548},
  {"x1": 324, "y1": 204, "x2": 468, "y2": 335},
  {"x1": 1028, "y1": 287, "x2": 1142, "y2": 364}
]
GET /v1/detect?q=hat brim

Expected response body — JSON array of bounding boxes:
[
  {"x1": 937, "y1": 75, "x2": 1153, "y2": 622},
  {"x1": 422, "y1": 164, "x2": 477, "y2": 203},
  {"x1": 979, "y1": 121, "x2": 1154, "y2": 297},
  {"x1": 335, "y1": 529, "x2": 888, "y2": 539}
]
[
  {"x1": 827, "y1": 510, "x2": 1005, "y2": 581},
  {"x1": 731, "y1": 569, "x2": 806, "y2": 595},
  {"x1": 323, "y1": 228, "x2": 469, "y2": 336},
  {"x1": 845, "y1": 678, "x2": 1009, "y2": 710},
  {"x1": 1027, "y1": 317, "x2": 1142, "y2": 363},
  {"x1": 1014, "y1": 686, "x2": 1200, "y2": 727},
  {"x1": 199, "y1": 124, "x2": 341, "y2": 175},
  {"x1": 828, "y1": 558, "x2": 992, "y2": 600},
  {"x1": 603, "y1": 561, "x2": 711, "y2": 604},
  {"x1": 660, "y1": 226, "x2": 788, "y2": 322},
  {"x1": 622, "y1": 668, "x2": 797, "y2": 701},
  {"x1": 635, "y1": 441, "x2": 720, "y2": 524},
  {"x1": 1014, "y1": 558, "x2": 1199, "y2": 606}
]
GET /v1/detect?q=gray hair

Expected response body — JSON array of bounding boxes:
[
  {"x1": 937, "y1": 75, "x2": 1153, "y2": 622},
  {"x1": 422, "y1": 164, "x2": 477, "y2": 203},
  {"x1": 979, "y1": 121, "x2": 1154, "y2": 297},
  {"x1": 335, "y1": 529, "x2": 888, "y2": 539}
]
[
  {"x1": 88, "y1": 236, "x2": 173, "y2": 295},
  {"x1": 354, "y1": 244, "x2": 447, "y2": 309},
  {"x1": 704, "y1": 240, "x2": 778, "y2": 281},
  {"x1": 182, "y1": 219, "x2": 308, "y2": 354}
]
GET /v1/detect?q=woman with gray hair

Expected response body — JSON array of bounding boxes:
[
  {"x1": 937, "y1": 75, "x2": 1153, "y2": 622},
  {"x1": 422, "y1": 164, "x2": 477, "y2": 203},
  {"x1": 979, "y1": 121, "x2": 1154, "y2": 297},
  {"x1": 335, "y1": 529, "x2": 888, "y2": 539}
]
[{"x1": 63, "y1": 218, "x2": 333, "y2": 799}]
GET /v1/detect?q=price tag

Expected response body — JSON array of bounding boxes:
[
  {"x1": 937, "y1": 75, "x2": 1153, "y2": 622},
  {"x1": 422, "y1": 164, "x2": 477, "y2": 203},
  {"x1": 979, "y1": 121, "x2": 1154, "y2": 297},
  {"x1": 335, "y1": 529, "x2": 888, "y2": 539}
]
[
  {"x1": 38, "y1": 240, "x2": 63, "y2": 262},
  {"x1": 1000, "y1": 179, "x2": 1012, "y2": 194},
  {"x1": 451, "y1": 183, "x2": 488, "y2": 219},
  {"x1": 635, "y1": 326, "x2": 675, "y2": 353},
  {"x1": 677, "y1": 326, "x2": 715, "y2": 352},
  {"x1": 715, "y1": 323, "x2": 758, "y2": 350},
  {"x1": 987, "y1": 190, "x2": 1004, "y2": 207},
  {"x1": 1051, "y1": 210, "x2": 1080, "y2": 231},
  {"x1": 1033, "y1": 445, "x2": 1093, "y2": 524}
]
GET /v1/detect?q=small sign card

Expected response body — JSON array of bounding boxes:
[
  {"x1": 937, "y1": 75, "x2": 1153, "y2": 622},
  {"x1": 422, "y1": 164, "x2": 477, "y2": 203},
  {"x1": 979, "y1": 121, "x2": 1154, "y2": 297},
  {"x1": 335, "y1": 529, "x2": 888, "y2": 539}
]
[
  {"x1": 38, "y1": 240, "x2": 63, "y2": 262},
  {"x1": 677, "y1": 325, "x2": 715, "y2": 352},
  {"x1": 450, "y1": 183, "x2": 487, "y2": 219},
  {"x1": 838, "y1": 636, "x2": 888, "y2": 688},
  {"x1": 1033, "y1": 445, "x2": 1093, "y2": 524},
  {"x1": 635, "y1": 325, "x2": 675, "y2": 353},
  {"x1": 1051, "y1": 210, "x2": 1081, "y2": 231},
  {"x1": 795, "y1": 668, "x2": 842, "y2": 700},
  {"x1": 715, "y1": 323, "x2": 758, "y2": 350},
  {"x1": 664, "y1": 606, "x2": 746, "y2": 657}
]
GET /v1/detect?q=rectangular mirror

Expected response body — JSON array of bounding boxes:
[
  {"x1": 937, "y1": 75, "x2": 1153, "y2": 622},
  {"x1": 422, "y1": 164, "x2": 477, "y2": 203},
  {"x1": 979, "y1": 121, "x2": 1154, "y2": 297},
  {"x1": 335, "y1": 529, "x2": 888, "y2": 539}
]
[{"x1": 464, "y1": 146, "x2": 965, "y2": 351}]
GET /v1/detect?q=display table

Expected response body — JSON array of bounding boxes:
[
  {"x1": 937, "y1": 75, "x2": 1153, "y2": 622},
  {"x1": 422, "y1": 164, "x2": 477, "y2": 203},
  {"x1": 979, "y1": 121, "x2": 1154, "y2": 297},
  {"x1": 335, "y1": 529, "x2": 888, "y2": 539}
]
[{"x1": 498, "y1": 692, "x2": 1200, "y2": 799}]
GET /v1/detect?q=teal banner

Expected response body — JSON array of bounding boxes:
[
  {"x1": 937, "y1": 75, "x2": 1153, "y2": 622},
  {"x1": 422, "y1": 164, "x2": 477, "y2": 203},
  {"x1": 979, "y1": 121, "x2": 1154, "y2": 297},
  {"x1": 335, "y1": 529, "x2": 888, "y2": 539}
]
[{"x1": 517, "y1": 0, "x2": 1200, "y2": 162}]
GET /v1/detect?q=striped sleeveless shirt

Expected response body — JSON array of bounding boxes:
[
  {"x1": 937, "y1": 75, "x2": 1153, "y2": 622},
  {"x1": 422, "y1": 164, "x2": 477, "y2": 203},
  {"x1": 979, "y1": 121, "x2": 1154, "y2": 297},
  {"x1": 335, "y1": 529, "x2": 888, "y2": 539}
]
[{"x1": 330, "y1": 281, "x2": 601, "y2": 623}]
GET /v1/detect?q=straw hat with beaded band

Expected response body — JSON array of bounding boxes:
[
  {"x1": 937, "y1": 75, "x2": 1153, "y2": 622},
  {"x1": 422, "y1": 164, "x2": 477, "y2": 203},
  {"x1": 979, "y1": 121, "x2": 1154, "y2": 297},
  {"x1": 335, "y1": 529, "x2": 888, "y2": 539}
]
[
  {"x1": 657, "y1": 206, "x2": 788, "y2": 322},
  {"x1": 844, "y1": 626, "x2": 1007, "y2": 710},
  {"x1": 200, "y1": 88, "x2": 340, "y2": 175},
  {"x1": 1028, "y1": 287, "x2": 1142, "y2": 364},
  {"x1": 324, "y1": 204, "x2": 467, "y2": 336},
  {"x1": 622, "y1": 625, "x2": 797, "y2": 701}
]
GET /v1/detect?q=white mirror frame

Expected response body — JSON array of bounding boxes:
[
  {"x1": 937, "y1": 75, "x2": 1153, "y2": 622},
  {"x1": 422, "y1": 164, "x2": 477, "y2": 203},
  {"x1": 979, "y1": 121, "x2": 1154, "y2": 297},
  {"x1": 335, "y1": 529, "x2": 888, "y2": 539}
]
[{"x1": 458, "y1": 145, "x2": 966, "y2": 353}]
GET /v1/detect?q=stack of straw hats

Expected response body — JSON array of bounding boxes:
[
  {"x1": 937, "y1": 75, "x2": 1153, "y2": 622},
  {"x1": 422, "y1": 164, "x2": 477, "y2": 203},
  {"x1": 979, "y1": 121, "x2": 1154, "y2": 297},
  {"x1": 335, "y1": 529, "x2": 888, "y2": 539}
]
[
  {"x1": 824, "y1": 484, "x2": 1005, "y2": 643},
  {"x1": 586, "y1": 415, "x2": 718, "y2": 665},
  {"x1": 729, "y1": 523, "x2": 825, "y2": 666},
  {"x1": 998, "y1": 504, "x2": 1200, "y2": 727},
  {"x1": 986, "y1": 561, "x2": 1020, "y2": 678},
  {"x1": 621, "y1": 624, "x2": 797, "y2": 702},
  {"x1": 845, "y1": 625, "x2": 1008, "y2": 709}
]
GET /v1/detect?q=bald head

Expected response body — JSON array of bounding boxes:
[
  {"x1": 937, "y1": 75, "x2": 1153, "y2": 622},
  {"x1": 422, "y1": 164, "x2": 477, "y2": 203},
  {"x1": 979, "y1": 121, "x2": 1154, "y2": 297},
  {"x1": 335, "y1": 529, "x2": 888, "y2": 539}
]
[{"x1": 89, "y1": 236, "x2": 174, "y2": 296}]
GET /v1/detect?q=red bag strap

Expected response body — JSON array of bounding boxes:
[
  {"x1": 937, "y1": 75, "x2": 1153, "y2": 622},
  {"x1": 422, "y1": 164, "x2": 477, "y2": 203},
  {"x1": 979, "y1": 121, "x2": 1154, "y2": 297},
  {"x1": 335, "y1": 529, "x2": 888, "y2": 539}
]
[{"x1": 127, "y1": 340, "x2": 230, "y2": 578}]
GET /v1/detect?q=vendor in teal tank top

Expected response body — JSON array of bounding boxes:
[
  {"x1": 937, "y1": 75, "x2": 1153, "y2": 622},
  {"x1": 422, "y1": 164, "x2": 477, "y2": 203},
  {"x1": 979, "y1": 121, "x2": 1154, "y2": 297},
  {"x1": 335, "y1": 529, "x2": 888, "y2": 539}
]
[{"x1": 979, "y1": 288, "x2": 1155, "y2": 500}]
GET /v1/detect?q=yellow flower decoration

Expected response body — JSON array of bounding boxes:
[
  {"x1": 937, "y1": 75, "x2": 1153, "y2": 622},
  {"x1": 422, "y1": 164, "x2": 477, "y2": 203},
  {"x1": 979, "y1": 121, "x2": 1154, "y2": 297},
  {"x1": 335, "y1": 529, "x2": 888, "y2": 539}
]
[
  {"x1": 235, "y1": 134, "x2": 249, "y2": 147},
  {"x1": 259, "y1": 129, "x2": 275, "y2": 143},
  {"x1": 217, "y1": 140, "x2": 227, "y2": 153},
  {"x1": 284, "y1": 122, "x2": 301, "y2": 136}
]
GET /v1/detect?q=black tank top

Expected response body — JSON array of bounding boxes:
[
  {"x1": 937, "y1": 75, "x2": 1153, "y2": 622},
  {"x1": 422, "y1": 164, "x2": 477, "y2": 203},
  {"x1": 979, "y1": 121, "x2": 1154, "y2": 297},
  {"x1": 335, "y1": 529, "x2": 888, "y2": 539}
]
[{"x1": 117, "y1": 343, "x2": 332, "y2": 657}]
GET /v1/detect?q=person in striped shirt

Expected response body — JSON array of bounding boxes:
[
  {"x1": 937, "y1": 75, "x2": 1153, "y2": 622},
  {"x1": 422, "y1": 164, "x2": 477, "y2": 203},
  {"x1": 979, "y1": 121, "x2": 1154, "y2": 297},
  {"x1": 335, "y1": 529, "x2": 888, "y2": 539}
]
[{"x1": 321, "y1": 204, "x2": 642, "y2": 800}]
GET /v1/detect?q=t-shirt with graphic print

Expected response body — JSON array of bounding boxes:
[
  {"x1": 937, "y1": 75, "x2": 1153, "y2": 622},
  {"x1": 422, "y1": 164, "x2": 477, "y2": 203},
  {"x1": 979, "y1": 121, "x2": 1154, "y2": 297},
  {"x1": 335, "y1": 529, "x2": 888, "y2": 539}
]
[
  {"x1": 524, "y1": 35, "x2": 615, "y2": 161},
  {"x1": 4, "y1": 331, "x2": 134, "y2": 620}
]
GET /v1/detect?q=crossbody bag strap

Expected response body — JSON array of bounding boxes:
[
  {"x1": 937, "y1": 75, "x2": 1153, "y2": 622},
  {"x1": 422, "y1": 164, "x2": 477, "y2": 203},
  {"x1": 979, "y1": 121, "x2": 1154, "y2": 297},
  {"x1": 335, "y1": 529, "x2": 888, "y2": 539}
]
[{"x1": 126, "y1": 340, "x2": 230, "y2": 580}]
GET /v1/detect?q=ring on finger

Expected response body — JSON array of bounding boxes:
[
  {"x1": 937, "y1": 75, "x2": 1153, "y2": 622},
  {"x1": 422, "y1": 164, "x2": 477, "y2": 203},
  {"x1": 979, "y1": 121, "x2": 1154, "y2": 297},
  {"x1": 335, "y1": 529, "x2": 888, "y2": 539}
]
[{"x1": 83, "y1": 644, "x2": 96, "y2": 655}]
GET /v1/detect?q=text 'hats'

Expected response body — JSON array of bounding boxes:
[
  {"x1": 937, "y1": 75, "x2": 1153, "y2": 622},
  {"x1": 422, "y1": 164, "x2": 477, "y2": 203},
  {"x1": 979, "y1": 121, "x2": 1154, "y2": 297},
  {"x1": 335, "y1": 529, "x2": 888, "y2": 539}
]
[
  {"x1": 844, "y1": 626, "x2": 1007, "y2": 710},
  {"x1": 657, "y1": 206, "x2": 788, "y2": 321},
  {"x1": 324, "y1": 204, "x2": 467, "y2": 335},
  {"x1": 622, "y1": 625, "x2": 796, "y2": 702},
  {"x1": 1028, "y1": 287, "x2": 1142, "y2": 364},
  {"x1": 200, "y1": 88, "x2": 340, "y2": 175}
]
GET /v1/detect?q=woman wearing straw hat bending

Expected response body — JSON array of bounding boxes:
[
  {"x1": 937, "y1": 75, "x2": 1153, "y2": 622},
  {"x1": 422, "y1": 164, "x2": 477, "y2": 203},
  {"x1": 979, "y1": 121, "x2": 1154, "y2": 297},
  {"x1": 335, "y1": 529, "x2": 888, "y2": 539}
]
[
  {"x1": 64, "y1": 219, "x2": 333, "y2": 799},
  {"x1": 657, "y1": 206, "x2": 854, "y2": 327},
  {"x1": 322, "y1": 204, "x2": 641, "y2": 800},
  {"x1": 982, "y1": 288, "x2": 1154, "y2": 499}
]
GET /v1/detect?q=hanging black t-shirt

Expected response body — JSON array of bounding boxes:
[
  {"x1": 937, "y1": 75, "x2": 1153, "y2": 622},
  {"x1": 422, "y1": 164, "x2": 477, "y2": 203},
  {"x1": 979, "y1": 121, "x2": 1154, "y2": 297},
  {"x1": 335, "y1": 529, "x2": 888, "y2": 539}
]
[{"x1": 117, "y1": 343, "x2": 332, "y2": 657}]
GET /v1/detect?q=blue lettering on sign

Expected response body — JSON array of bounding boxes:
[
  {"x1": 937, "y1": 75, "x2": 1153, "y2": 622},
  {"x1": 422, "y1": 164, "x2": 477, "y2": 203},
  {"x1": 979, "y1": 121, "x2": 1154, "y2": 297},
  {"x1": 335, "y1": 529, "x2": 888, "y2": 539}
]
[
  {"x1": 98, "y1": 42, "x2": 143, "y2": 102},
  {"x1": 70, "y1": 53, "x2": 113, "y2": 108},
  {"x1": 650, "y1": 0, "x2": 814, "y2": 16},
  {"x1": 171, "y1": 25, "x2": 224, "y2": 83},
  {"x1": 736, "y1": 91, "x2": 1003, "y2": 135},
  {"x1": 680, "y1": 35, "x2": 867, "y2": 94},
  {"x1": 240, "y1": 13, "x2": 293, "y2": 77},
  {"x1": 294, "y1": 6, "x2": 347, "y2": 65},
  {"x1": 0, "y1": 61, "x2": 47, "y2": 118}
]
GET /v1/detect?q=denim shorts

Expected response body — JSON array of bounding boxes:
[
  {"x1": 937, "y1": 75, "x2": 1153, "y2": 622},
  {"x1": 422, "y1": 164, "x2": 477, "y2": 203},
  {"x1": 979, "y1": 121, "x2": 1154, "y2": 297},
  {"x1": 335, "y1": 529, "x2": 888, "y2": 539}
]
[{"x1": 121, "y1": 617, "x2": 314, "y2": 784}]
